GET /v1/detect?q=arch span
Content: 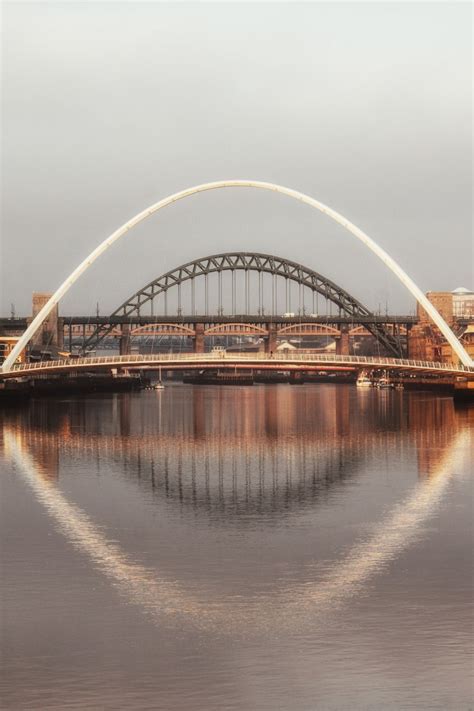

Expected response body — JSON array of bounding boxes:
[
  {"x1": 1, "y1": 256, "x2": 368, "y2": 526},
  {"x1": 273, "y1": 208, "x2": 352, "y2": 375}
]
[
  {"x1": 130, "y1": 324, "x2": 195, "y2": 337},
  {"x1": 3, "y1": 180, "x2": 472, "y2": 370},
  {"x1": 83, "y1": 251, "x2": 403, "y2": 356},
  {"x1": 278, "y1": 323, "x2": 341, "y2": 338},
  {"x1": 204, "y1": 323, "x2": 268, "y2": 337}
]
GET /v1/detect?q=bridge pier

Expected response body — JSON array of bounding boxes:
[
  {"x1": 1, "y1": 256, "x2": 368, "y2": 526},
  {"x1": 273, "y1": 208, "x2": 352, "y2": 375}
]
[
  {"x1": 119, "y1": 324, "x2": 131, "y2": 355},
  {"x1": 193, "y1": 323, "x2": 205, "y2": 353},
  {"x1": 265, "y1": 325, "x2": 278, "y2": 354},
  {"x1": 57, "y1": 318, "x2": 64, "y2": 351},
  {"x1": 28, "y1": 293, "x2": 62, "y2": 352},
  {"x1": 335, "y1": 326, "x2": 350, "y2": 356}
]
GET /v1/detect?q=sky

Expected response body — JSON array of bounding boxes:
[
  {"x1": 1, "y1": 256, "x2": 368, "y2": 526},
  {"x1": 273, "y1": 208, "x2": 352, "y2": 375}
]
[{"x1": 1, "y1": 1, "x2": 472, "y2": 317}]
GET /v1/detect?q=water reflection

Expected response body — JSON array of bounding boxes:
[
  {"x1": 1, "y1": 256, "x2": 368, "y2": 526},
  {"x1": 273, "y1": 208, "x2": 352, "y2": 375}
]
[{"x1": 1, "y1": 386, "x2": 472, "y2": 635}]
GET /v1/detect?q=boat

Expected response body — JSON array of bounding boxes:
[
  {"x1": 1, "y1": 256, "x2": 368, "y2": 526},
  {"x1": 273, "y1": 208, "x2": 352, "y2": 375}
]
[
  {"x1": 154, "y1": 365, "x2": 165, "y2": 390},
  {"x1": 183, "y1": 369, "x2": 254, "y2": 385},
  {"x1": 356, "y1": 371, "x2": 373, "y2": 387},
  {"x1": 254, "y1": 371, "x2": 291, "y2": 384},
  {"x1": 375, "y1": 371, "x2": 393, "y2": 389}
]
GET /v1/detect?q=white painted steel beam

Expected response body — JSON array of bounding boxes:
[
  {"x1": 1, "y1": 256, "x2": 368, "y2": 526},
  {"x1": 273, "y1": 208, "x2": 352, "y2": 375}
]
[
  {"x1": 3, "y1": 352, "x2": 474, "y2": 378},
  {"x1": 3, "y1": 180, "x2": 472, "y2": 370}
]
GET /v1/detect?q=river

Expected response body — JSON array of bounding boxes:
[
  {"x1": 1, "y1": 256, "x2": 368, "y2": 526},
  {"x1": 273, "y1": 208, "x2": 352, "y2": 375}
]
[{"x1": 1, "y1": 384, "x2": 472, "y2": 710}]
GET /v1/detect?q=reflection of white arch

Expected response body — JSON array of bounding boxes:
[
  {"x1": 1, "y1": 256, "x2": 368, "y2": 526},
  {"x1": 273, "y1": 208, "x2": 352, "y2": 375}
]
[
  {"x1": 4, "y1": 425, "x2": 470, "y2": 633},
  {"x1": 3, "y1": 180, "x2": 472, "y2": 370}
]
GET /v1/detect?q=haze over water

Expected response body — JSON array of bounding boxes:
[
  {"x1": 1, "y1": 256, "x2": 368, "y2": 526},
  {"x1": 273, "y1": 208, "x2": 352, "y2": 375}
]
[{"x1": 1, "y1": 384, "x2": 473, "y2": 710}]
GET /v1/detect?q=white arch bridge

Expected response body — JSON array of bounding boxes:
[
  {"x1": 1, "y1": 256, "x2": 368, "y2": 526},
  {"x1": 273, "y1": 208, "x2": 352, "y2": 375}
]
[
  {"x1": 2, "y1": 352, "x2": 473, "y2": 380},
  {"x1": 2, "y1": 179, "x2": 472, "y2": 371}
]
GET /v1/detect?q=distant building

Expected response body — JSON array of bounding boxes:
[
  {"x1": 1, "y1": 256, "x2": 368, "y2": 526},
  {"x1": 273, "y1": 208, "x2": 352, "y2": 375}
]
[
  {"x1": 28, "y1": 292, "x2": 64, "y2": 351},
  {"x1": 0, "y1": 336, "x2": 26, "y2": 364},
  {"x1": 441, "y1": 324, "x2": 474, "y2": 365},
  {"x1": 276, "y1": 341, "x2": 297, "y2": 352},
  {"x1": 417, "y1": 291, "x2": 454, "y2": 324},
  {"x1": 409, "y1": 288, "x2": 474, "y2": 364},
  {"x1": 452, "y1": 286, "x2": 474, "y2": 319}
]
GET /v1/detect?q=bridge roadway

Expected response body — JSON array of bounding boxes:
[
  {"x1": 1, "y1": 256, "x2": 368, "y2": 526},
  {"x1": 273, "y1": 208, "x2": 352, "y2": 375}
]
[
  {"x1": 3, "y1": 314, "x2": 474, "y2": 327},
  {"x1": 61, "y1": 314, "x2": 419, "y2": 326},
  {"x1": 0, "y1": 314, "x2": 419, "y2": 329},
  {"x1": 3, "y1": 352, "x2": 474, "y2": 380}
]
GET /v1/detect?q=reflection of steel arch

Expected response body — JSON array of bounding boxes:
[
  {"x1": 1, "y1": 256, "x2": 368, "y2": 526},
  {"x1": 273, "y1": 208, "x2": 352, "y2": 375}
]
[
  {"x1": 84, "y1": 252, "x2": 403, "y2": 355},
  {"x1": 130, "y1": 323, "x2": 195, "y2": 337},
  {"x1": 10, "y1": 392, "x2": 457, "y2": 524},
  {"x1": 278, "y1": 323, "x2": 340, "y2": 338},
  {"x1": 4, "y1": 180, "x2": 472, "y2": 370},
  {"x1": 204, "y1": 322, "x2": 268, "y2": 337},
  {"x1": 5, "y1": 425, "x2": 469, "y2": 633}
]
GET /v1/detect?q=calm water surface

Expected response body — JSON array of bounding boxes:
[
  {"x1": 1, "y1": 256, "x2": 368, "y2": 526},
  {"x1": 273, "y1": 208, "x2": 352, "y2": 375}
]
[{"x1": 1, "y1": 384, "x2": 473, "y2": 710}]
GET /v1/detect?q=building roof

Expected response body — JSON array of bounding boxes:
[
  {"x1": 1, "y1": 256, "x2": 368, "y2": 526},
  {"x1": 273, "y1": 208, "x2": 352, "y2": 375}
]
[
  {"x1": 276, "y1": 341, "x2": 297, "y2": 351},
  {"x1": 453, "y1": 286, "x2": 473, "y2": 295}
]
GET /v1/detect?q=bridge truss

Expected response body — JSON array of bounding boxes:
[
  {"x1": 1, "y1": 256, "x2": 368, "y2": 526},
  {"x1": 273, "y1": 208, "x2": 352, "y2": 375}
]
[{"x1": 82, "y1": 252, "x2": 405, "y2": 356}]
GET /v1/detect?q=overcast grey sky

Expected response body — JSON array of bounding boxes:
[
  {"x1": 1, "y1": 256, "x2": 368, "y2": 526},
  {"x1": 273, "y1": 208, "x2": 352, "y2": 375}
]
[{"x1": 1, "y1": 1, "x2": 472, "y2": 316}]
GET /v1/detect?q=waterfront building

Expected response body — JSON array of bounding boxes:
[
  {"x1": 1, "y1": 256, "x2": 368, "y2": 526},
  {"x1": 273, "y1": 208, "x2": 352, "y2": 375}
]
[{"x1": 452, "y1": 286, "x2": 474, "y2": 319}]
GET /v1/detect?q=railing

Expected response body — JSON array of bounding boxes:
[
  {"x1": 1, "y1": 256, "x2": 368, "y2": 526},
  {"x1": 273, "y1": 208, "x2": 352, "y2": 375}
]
[{"x1": 5, "y1": 351, "x2": 474, "y2": 376}]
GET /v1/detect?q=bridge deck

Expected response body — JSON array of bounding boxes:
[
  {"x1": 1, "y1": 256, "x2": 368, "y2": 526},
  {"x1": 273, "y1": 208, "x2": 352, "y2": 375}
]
[
  {"x1": 0, "y1": 314, "x2": 419, "y2": 328},
  {"x1": 2, "y1": 352, "x2": 474, "y2": 379}
]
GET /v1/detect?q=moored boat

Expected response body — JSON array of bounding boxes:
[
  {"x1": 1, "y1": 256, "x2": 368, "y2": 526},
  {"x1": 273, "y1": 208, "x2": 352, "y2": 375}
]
[
  {"x1": 356, "y1": 371, "x2": 373, "y2": 387},
  {"x1": 183, "y1": 369, "x2": 254, "y2": 385},
  {"x1": 375, "y1": 371, "x2": 393, "y2": 389}
]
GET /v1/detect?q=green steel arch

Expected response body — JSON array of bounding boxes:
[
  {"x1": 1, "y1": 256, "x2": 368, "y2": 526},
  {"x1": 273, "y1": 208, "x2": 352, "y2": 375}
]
[{"x1": 83, "y1": 251, "x2": 404, "y2": 356}]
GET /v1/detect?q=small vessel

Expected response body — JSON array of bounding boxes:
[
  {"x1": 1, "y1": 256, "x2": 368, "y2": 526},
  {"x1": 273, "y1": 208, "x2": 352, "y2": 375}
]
[
  {"x1": 356, "y1": 371, "x2": 373, "y2": 387},
  {"x1": 375, "y1": 371, "x2": 393, "y2": 389},
  {"x1": 154, "y1": 365, "x2": 165, "y2": 390},
  {"x1": 183, "y1": 369, "x2": 254, "y2": 385}
]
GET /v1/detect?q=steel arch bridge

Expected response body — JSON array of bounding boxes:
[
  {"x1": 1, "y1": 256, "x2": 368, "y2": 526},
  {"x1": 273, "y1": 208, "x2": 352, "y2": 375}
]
[
  {"x1": 3, "y1": 180, "x2": 472, "y2": 371},
  {"x1": 82, "y1": 252, "x2": 405, "y2": 356}
]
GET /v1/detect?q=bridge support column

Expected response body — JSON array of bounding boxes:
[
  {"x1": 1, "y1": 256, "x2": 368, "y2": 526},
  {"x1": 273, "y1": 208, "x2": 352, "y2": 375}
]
[
  {"x1": 119, "y1": 323, "x2": 131, "y2": 355},
  {"x1": 193, "y1": 323, "x2": 205, "y2": 353},
  {"x1": 407, "y1": 325, "x2": 431, "y2": 361},
  {"x1": 265, "y1": 325, "x2": 278, "y2": 354},
  {"x1": 57, "y1": 318, "x2": 64, "y2": 350},
  {"x1": 29, "y1": 292, "x2": 60, "y2": 352},
  {"x1": 336, "y1": 326, "x2": 350, "y2": 356}
]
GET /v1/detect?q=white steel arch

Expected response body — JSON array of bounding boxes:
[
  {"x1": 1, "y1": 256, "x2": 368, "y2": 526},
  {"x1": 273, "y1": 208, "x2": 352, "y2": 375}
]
[{"x1": 3, "y1": 180, "x2": 472, "y2": 370}]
